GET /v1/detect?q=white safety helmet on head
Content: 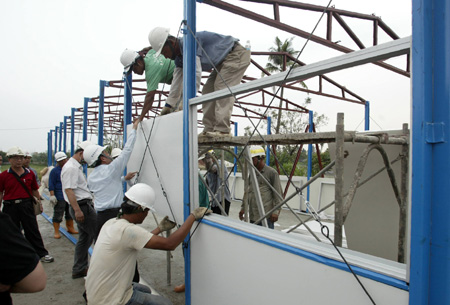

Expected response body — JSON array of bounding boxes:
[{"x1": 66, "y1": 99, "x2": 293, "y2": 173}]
[
  {"x1": 6, "y1": 146, "x2": 25, "y2": 157},
  {"x1": 148, "y1": 27, "x2": 170, "y2": 56},
  {"x1": 24, "y1": 151, "x2": 32, "y2": 158},
  {"x1": 83, "y1": 144, "x2": 108, "y2": 166},
  {"x1": 125, "y1": 183, "x2": 156, "y2": 212},
  {"x1": 77, "y1": 140, "x2": 93, "y2": 151},
  {"x1": 55, "y1": 151, "x2": 68, "y2": 162},
  {"x1": 250, "y1": 145, "x2": 266, "y2": 159},
  {"x1": 111, "y1": 148, "x2": 122, "y2": 159},
  {"x1": 120, "y1": 49, "x2": 141, "y2": 74}
]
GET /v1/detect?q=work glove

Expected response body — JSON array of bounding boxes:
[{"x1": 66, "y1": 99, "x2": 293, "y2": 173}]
[
  {"x1": 49, "y1": 195, "x2": 58, "y2": 207},
  {"x1": 158, "y1": 216, "x2": 176, "y2": 232},
  {"x1": 160, "y1": 106, "x2": 172, "y2": 116},
  {"x1": 191, "y1": 207, "x2": 212, "y2": 220}
]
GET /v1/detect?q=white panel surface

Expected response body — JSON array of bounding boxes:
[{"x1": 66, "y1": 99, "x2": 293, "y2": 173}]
[
  {"x1": 127, "y1": 112, "x2": 184, "y2": 224},
  {"x1": 191, "y1": 217, "x2": 408, "y2": 305}
]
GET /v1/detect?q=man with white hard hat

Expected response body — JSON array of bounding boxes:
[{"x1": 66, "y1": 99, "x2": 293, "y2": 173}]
[
  {"x1": 48, "y1": 151, "x2": 78, "y2": 239},
  {"x1": 0, "y1": 146, "x2": 54, "y2": 263},
  {"x1": 61, "y1": 140, "x2": 96, "y2": 279},
  {"x1": 23, "y1": 151, "x2": 40, "y2": 186},
  {"x1": 239, "y1": 145, "x2": 282, "y2": 229},
  {"x1": 149, "y1": 27, "x2": 251, "y2": 138},
  {"x1": 85, "y1": 183, "x2": 211, "y2": 305},
  {"x1": 120, "y1": 45, "x2": 189, "y2": 120}
]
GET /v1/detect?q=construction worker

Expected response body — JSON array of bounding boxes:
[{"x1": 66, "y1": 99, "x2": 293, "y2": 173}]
[
  {"x1": 85, "y1": 183, "x2": 211, "y2": 305},
  {"x1": 239, "y1": 145, "x2": 282, "y2": 229},
  {"x1": 0, "y1": 146, "x2": 54, "y2": 263},
  {"x1": 149, "y1": 27, "x2": 251, "y2": 138},
  {"x1": 61, "y1": 140, "x2": 96, "y2": 279},
  {"x1": 48, "y1": 151, "x2": 78, "y2": 239},
  {"x1": 84, "y1": 119, "x2": 139, "y2": 240},
  {"x1": 201, "y1": 150, "x2": 231, "y2": 215},
  {"x1": 120, "y1": 47, "x2": 175, "y2": 119},
  {"x1": 23, "y1": 152, "x2": 40, "y2": 186}
]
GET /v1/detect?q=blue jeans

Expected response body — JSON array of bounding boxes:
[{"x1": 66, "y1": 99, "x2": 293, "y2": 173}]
[{"x1": 125, "y1": 283, "x2": 173, "y2": 305}]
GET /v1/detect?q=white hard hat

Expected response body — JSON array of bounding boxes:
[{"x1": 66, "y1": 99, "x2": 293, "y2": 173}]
[
  {"x1": 148, "y1": 27, "x2": 170, "y2": 57},
  {"x1": 77, "y1": 140, "x2": 93, "y2": 151},
  {"x1": 120, "y1": 49, "x2": 141, "y2": 73},
  {"x1": 55, "y1": 151, "x2": 68, "y2": 162},
  {"x1": 83, "y1": 144, "x2": 108, "y2": 166},
  {"x1": 6, "y1": 146, "x2": 25, "y2": 157},
  {"x1": 23, "y1": 151, "x2": 32, "y2": 158},
  {"x1": 125, "y1": 183, "x2": 156, "y2": 212},
  {"x1": 250, "y1": 145, "x2": 266, "y2": 158},
  {"x1": 111, "y1": 148, "x2": 122, "y2": 159}
]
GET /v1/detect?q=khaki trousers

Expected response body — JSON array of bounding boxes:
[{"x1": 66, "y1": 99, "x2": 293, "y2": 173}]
[{"x1": 202, "y1": 43, "x2": 251, "y2": 133}]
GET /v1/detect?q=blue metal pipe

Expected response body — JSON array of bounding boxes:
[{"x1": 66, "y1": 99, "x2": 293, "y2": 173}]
[
  {"x1": 63, "y1": 116, "x2": 68, "y2": 153},
  {"x1": 234, "y1": 122, "x2": 238, "y2": 176},
  {"x1": 123, "y1": 75, "x2": 132, "y2": 193},
  {"x1": 70, "y1": 108, "x2": 75, "y2": 156},
  {"x1": 98, "y1": 80, "x2": 106, "y2": 146},
  {"x1": 183, "y1": 1, "x2": 196, "y2": 304},
  {"x1": 59, "y1": 122, "x2": 63, "y2": 151},
  {"x1": 54, "y1": 126, "x2": 58, "y2": 165},
  {"x1": 83, "y1": 98, "x2": 89, "y2": 175},
  {"x1": 410, "y1": 0, "x2": 450, "y2": 304},
  {"x1": 47, "y1": 132, "x2": 52, "y2": 166},
  {"x1": 364, "y1": 101, "x2": 370, "y2": 131}
]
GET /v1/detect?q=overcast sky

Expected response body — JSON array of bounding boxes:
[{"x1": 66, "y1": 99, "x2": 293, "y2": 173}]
[{"x1": 0, "y1": 0, "x2": 411, "y2": 153}]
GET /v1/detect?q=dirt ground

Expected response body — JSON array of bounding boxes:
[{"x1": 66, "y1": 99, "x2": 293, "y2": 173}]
[{"x1": 11, "y1": 196, "x2": 307, "y2": 305}]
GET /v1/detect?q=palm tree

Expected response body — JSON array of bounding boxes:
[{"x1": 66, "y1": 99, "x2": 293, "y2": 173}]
[{"x1": 264, "y1": 37, "x2": 300, "y2": 134}]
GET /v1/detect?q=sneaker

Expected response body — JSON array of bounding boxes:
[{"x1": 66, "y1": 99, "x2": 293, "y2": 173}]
[
  {"x1": 40, "y1": 254, "x2": 54, "y2": 263},
  {"x1": 206, "y1": 131, "x2": 231, "y2": 137}
]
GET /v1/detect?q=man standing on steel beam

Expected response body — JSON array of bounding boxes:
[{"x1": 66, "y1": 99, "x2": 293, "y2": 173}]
[
  {"x1": 61, "y1": 140, "x2": 96, "y2": 279},
  {"x1": 148, "y1": 27, "x2": 251, "y2": 138}
]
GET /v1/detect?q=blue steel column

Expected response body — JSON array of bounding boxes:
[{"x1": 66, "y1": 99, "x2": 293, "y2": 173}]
[
  {"x1": 83, "y1": 98, "x2": 89, "y2": 175},
  {"x1": 364, "y1": 101, "x2": 370, "y2": 131},
  {"x1": 266, "y1": 116, "x2": 271, "y2": 165},
  {"x1": 47, "y1": 132, "x2": 52, "y2": 166},
  {"x1": 59, "y1": 122, "x2": 63, "y2": 151},
  {"x1": 123, "y1": 75, "x2": 132, "y2": 192},
  {"x1": 98, "y1": 80, "x2": 107, "y2": 146},
  {"x1": 410, "y1": 0, "x2": 450, "y2": 304},
  {"x1": 183, "y1": 1, "x2": 196, "y2": 304},
  {"x1": 63, "y1": 116, "x2": 68, "y2": 153},
  {"x1": 307, "y1": 111, "x2": 313, "y2": 202},
  {"x1": 70, "y1": 108, "x2": 75, "y2": 156},
  {"x1": 54, "y1": 126, "x2": 58, "y2": 164}
]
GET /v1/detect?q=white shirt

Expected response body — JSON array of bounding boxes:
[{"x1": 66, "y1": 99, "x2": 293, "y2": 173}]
[
  {"x1": 88, "y1": 129, "x2": 136, "y2": 211},
  {"x1": 61, "y1": 157, "x2": 93, "y2": 202},
  {"x1": 85, "y1": 218, "x2": 153, "y2": 305}
]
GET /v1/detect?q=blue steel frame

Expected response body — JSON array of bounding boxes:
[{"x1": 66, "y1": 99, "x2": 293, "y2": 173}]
[
  {"x1": 183, "y1": 1, "x2": 197, "y2": 304},
  {"x1": 54, "y1": 126, "x2": 58, "y2": 165},
  {"x1": 98, "y1": 80, "x2": 107, "y2": 146},
  {"x1": 410, "y1": 0, "x2": 450, "y2": 304},
  {"x1": 63, "y1": 116, "x2": 68, "y2": 153},
  {"x1": 83, "y1": 98, "x2": 89, "y2": 175},
  {"x1": 365, "y1": 101, "x2": 370, "y2": 131},
  {"x1": 47, "y1": 131, "x2": 52, "y2": 166},
  {"x1": 71, "y1": 108, "x2": 75, "y2": 156}
]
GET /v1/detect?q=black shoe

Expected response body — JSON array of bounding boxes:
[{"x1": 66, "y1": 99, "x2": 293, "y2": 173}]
[{"x1": 72, "y1": 268, "x2": 88, "y2": 279}]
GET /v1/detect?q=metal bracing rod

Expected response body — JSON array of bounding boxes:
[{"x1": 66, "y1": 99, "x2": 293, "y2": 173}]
[
  {"x1": 244, "y1": 147, "x2": 269, "y2": 227},
  {"x1": 286, "y1": 154, "x2": 403, "y2": 234},
  {"x1": 190, "y1": 36, "x2": 411, "y2": 106}
]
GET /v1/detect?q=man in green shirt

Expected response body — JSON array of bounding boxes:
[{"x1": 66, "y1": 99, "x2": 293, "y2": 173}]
[{"x1": 120, "y1": 48, "x2": 179, "y2": 121}]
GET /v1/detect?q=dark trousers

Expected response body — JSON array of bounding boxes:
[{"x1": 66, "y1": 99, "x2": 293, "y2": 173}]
[
  {"x1": 69, "y1": 201, "x2": 96, "y2": 273},
  {"x1": 212, "y1": 199, "x2": 231, "y2": 216},
  {"x1": 2, "y1": 199, "x2": 49, "y2": 258},
  {"x1": 53, "y1": 200, "x2": 72, "y2": 223}
]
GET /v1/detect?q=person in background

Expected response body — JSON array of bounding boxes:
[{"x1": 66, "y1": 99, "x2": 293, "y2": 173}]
[
  {"x1": 202, "y1": 150, "x2": 231, "y2": 215},
  {"x1": 23, "y1": 152, "x2": 40, "y2": 186},
  {"x1": 149, "y1": 27, "x2": 251, "y2": 138},
  {"x1": 49, "y1": 151, "x2": 78, "y2": 239},
  {"x1": 0, "y1": 212, "x2": 47, "y2": 305},
  {"x1": 0, "y1": 146, "x2": 54, "y2": 263},
  {"x1": 239, "y1": 146, "x2": 282, "y2": 229},
  {"x1": 60, "y1": 140, "x2": 96, "y2": 279},
  {"x1": 85, "y1": 183, "x2": 211, "y2": 305}
]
